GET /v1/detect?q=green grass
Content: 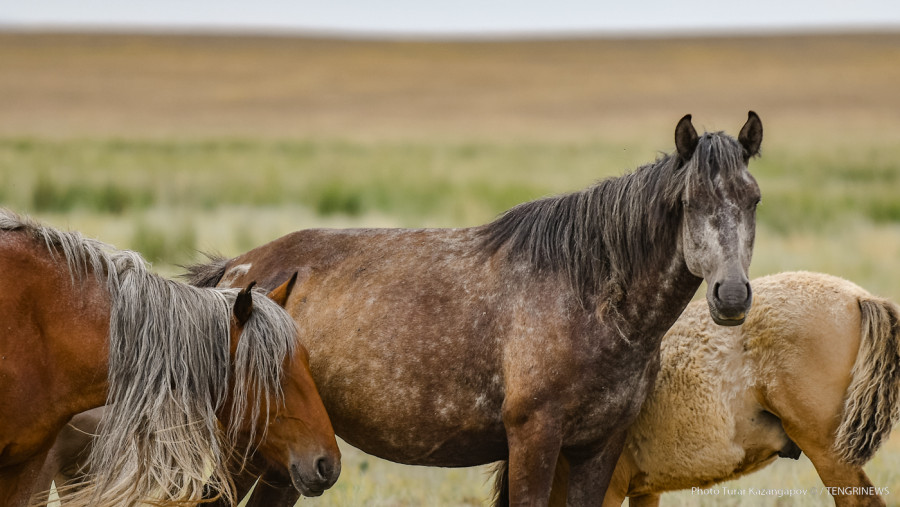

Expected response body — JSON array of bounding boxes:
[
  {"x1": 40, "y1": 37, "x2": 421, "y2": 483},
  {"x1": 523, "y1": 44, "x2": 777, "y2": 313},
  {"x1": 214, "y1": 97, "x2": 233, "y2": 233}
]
[
  {"x1": 300, "y1": 440, "x2": 491, "y2": 507},
  {"x1": 4, "y1": 137, "x2": 900, "y2": 288},
  {"x1": 0, "y1": 138, "x2": 645, "y2": 217}
]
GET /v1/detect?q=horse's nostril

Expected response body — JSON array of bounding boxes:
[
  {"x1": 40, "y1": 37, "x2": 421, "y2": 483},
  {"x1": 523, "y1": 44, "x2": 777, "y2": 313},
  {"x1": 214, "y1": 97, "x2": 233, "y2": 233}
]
[
  {"x1": 713, "y1": 280, "x2": 751, "y2": 311},
  {"x1": 315, "y1": 456, "x2": 331, "y2": 481}
]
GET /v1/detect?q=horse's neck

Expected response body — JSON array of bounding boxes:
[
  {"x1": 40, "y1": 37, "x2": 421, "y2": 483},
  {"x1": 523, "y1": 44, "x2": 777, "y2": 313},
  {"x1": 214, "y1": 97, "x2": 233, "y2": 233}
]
[
  {"x1": 608, "y1": 247, "x2": 701, "y2": 348},
  {"x1": 51, "y1": 272, "x2": 112, "y2": 416},
  {"x1": 0, "y1": 241, "x2": 111, "y2": 450}
]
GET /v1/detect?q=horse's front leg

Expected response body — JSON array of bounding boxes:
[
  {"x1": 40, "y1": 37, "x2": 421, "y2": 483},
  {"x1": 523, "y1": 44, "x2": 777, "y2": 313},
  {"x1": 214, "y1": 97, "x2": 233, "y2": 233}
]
[
  {"x1": 503, "y1": 399, "x2": 563, "y2": 507},
  {"x1": 0, "y1": 451, "x2": 51, "y2": 507},
  {"x1": 565, "y1": 432, "x2": 627, "y2": 506}
]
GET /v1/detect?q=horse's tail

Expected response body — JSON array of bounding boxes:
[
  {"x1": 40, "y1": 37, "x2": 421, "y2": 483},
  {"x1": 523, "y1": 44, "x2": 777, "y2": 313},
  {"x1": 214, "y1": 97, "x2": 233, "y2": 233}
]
[
  {"x1": 181, "y1": 253, "x2": 229, "y2": 287},
  {"x1": 489, "y1": 458, "x2": 569, "y2": 507},
  {"x1": 833, "y1": 296, "x2": 900, "y2": 466},
  {"x1": 489, "y1": 461, "x2": 511, "y2": 507}
]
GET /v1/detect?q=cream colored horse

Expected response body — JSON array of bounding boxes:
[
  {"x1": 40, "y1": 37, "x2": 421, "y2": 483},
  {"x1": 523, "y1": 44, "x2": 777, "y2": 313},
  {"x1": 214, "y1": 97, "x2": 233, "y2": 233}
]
[{"x1": 544, "y1": 272, "x2": 899, "y2": 507}]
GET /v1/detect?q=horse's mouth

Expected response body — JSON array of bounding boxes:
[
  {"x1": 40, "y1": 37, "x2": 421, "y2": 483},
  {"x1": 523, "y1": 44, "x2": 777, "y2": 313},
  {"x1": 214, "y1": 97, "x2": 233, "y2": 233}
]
[
  {"x1": 290, "y1": 464, "x2": 328, "y2": 498},
  {"x1": 709, "y1": 304, "x2": 749, "y2": 326},
  {"x1": 258, "y1": 465, "x2": 326, "y2": 497},
  {"x1": 295, "y1": 482, "x2": 326, "y2": 497},
  {"x1": 709, "y1": 306, "x2": 747, "y2": 326},
  {"x1": 712, "y1": 314, "x2": 745, "y2": 326}
]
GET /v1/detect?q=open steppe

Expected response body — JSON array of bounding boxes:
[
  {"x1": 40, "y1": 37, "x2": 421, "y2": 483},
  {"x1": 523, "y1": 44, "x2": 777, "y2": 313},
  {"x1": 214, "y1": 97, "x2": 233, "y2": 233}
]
[{"x1": 2, "y1": 30, "x2": 899, "y2": 505}]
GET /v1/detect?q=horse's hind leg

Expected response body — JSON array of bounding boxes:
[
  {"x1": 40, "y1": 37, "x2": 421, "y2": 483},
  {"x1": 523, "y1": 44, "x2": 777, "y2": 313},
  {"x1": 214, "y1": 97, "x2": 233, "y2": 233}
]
[
  {"x1": 758, "y1": 309, "x2": 887, "y2": 506},
  {"x1": 565, "y1": 432, "x2": 627, "y2": 506},
  {"x1": 628, "y1": 493, "x2": 661, "y2": 507},
  {"x1": 796, "y1": 444, "x2": 883, "y2": 507},
  {"x1": 796, "y1": 434, "x2": 884, "y2": 506},
  {"x1": 779, "y1": 417, "x2": 885, "y2": 506}
]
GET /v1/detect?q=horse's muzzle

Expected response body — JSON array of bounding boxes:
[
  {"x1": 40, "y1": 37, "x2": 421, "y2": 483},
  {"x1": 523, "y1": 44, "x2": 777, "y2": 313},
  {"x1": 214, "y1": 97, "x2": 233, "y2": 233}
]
[
  {"x1": 291, "y1": 453, "x2": 341, "y2": 497},
  {"x1": 708, "y1": 279, "x2": 752, "y2": 326}
]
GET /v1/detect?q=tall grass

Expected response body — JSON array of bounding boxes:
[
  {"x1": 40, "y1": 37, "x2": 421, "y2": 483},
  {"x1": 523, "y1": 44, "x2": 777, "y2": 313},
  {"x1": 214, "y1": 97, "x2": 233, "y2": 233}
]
[{"x1": 4, "y1": 137, "x2": 900, "y2": 255}]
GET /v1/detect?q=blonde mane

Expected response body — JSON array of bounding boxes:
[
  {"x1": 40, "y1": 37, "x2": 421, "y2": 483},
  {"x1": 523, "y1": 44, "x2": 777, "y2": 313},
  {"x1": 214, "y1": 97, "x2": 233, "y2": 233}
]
[{"x1": 1, "y1": 209, "x2": 297, "y2": 506}]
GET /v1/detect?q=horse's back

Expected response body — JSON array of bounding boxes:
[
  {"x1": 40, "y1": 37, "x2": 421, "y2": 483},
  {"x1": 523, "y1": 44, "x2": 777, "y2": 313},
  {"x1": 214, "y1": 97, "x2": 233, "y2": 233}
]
[{"x1": 743, "y1": 271, "x2": 866, "y2": 363}]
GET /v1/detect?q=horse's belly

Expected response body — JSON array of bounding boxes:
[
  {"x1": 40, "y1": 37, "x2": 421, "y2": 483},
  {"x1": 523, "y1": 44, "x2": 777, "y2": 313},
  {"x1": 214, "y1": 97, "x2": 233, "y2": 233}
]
[
  {"x1": 302, "y1": 323, "x2": 508, "y2": 467},
  {"x1": 335, "y1": 413, "x2": 508, "y2": 467},
  {"x1": 319, "y1": 377, "x2": 508, "y2": 466}
]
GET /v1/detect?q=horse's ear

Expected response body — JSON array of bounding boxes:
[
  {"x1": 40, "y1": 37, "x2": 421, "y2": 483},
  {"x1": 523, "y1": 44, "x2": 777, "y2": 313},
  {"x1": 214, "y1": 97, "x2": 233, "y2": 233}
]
[
  {"x1": 675, "y1": 114, "x2": 699, "y2": 161},
  {"x1": 738, "y1": 110, "x2": 763, "y2": 159},
  {"x1": 234, "y1": 281, "x2": 257, "y2": 327},
  {"x1": 267, "y1": 272, "x2": 298, "y2": 309}
]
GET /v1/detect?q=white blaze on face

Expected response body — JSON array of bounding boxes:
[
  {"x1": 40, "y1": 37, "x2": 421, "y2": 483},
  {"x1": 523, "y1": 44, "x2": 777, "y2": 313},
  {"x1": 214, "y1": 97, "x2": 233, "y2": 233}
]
[{"x1": 682, "y1": 172, "x2": 752, "y2": 281}]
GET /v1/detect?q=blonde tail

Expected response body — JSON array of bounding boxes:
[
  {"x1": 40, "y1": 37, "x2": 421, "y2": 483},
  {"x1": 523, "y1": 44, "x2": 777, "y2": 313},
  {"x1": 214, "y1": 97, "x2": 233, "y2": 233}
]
[{"x1": 833, "y1": 297, "x2": 900, "y2": 465}]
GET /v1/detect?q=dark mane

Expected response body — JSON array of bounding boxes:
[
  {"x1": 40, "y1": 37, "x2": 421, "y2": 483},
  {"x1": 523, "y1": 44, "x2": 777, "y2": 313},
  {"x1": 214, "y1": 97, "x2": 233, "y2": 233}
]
[
  {"x1": 182, "y1": 252, "x2": 229, "y2": 287},
  {"x1": 478, "y1": 132, "x2": 746, "y2": 303}
]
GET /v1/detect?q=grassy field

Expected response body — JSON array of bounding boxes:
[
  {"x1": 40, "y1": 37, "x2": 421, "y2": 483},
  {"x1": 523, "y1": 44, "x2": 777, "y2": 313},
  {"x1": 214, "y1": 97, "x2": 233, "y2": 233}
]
[{"x1": 3, "y1": 30, "x2": 900, "y2": 505}]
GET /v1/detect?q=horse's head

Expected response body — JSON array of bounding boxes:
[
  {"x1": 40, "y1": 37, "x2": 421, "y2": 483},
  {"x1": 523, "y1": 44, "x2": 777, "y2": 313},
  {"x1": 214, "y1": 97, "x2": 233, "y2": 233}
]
[
  {"x1": 229, "y1": 275, "x2": 341, "y2": 497},
  {"x1": 677, "y1": 111, "x2": 762, "y2": 326}
]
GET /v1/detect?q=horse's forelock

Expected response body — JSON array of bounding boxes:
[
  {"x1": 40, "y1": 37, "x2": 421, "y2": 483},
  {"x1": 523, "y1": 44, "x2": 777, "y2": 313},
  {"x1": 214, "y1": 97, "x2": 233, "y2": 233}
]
[
  {"x1": 67, "y1": 279, "x2": 299, "y2": 507},
  {"x1": 228, "y1": 288, "x2": 299, "y2": 460},
  {"x1": 684, "y1": 132, "x2": 749, "y2": 197}
]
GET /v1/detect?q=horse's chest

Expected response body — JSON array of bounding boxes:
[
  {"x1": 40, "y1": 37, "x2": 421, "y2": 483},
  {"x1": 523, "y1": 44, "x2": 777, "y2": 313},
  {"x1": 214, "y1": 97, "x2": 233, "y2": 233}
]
[{"x1": 561, "y1": 340, "x2": 663, "y2": 444}]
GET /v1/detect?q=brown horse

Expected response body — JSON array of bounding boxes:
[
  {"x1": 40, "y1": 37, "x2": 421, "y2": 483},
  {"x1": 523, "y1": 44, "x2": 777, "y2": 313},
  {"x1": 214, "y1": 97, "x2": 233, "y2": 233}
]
[
  {"x1": 180, "y1": 112, "x2": 764, "y2": 506},
  {"x1": 0, "y1": 209, "x2": 340, "y2": 506},
  {"x1": 540, "y1": 271, "x2": 899, "y2": 507}
]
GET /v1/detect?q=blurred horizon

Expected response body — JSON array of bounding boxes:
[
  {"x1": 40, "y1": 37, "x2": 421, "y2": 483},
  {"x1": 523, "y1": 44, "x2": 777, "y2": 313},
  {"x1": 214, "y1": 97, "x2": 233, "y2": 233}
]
[
  {"x1": 3, "y1": 0, "x2": 900, "y2": 37},
  {"x1": 2, "y1": 30, "x2": 898, "y2": 143},
  {"x1": 2, "y1": 24, "x2": 899, "y2": 41}
]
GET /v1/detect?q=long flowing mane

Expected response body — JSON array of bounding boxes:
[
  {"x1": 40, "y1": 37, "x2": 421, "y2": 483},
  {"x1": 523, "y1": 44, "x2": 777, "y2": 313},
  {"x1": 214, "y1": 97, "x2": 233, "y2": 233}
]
[
  {"x1": 478, "y1": 133, "x2": 747, "y2": 304},
  {"x1": 0, "y1": 209, "x2": 297, "y2": 506}
]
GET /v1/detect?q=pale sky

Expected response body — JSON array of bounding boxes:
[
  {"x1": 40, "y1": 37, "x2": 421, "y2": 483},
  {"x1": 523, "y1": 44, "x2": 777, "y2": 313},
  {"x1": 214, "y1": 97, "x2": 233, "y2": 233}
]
[{"x1": 2, "y1": 0, "x2": 900, "y2": 36}]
